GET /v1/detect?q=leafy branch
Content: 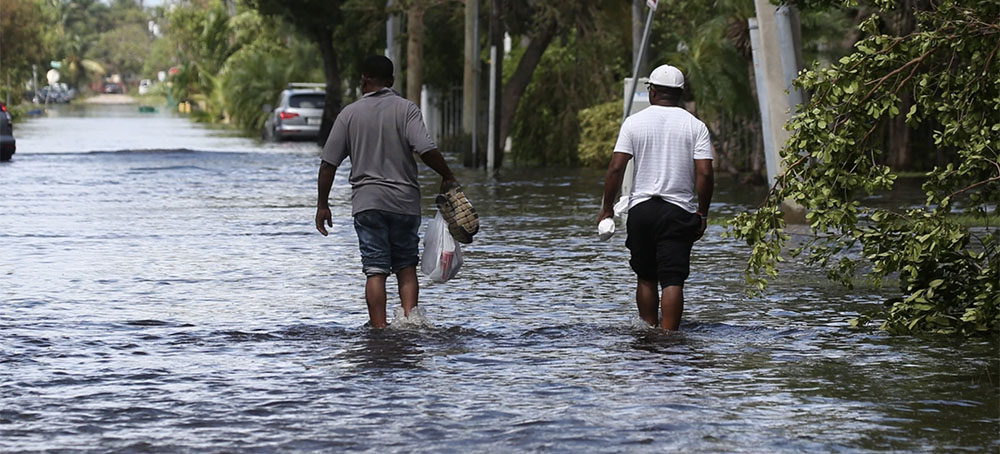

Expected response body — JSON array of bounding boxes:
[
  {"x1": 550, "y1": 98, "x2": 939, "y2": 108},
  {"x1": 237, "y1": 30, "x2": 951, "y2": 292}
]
[{"x1": 727, "y1": 0, "x2": 1000, "y2": 336}]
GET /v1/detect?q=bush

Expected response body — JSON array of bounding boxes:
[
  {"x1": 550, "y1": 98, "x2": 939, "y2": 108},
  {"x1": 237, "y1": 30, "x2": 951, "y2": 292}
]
[
  {"x1": 220, "y1": 45, "x2": 296, "y2": 133},
  {"x1": 577, "y1": 100, "x2": 620, "y2": 168}
]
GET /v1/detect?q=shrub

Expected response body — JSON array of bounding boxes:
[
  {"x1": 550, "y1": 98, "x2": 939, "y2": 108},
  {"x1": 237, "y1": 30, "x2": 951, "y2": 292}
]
[{"x1": 577, "y1": 100, "x2": 620, "y2": 168}]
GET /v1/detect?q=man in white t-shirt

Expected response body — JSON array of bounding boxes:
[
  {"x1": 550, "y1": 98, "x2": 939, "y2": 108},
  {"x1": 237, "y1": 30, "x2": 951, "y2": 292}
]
[{"x1": 598, "y1": 64, "x2": 714, "y2": 331}]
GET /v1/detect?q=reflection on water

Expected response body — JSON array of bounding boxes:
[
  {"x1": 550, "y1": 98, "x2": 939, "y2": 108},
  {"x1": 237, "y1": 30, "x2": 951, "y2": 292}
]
[{"x1": 0, "y1": 105, "x2": 996, "y2": 453}]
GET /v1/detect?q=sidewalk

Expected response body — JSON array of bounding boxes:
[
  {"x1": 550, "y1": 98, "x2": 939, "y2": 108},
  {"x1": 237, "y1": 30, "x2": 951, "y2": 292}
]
[{"x1": 84, "y1": 94, "x2": 136, "y2": 105}]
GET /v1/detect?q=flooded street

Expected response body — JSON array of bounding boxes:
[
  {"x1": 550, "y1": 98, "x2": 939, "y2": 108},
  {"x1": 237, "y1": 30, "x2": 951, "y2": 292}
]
[{"x1": 1, "y1": 104, "x2": 996, "y2": 453}]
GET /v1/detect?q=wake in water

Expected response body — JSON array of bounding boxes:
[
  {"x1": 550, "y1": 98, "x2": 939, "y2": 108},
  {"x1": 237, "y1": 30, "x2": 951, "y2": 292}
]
[{"x1": 389, "y1": 306, "x2": 433, "y2": 330}]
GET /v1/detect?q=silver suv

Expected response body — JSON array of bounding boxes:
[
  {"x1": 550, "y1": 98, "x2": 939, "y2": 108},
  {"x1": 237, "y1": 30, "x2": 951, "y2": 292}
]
[{"x1": 263, "y1": 83, "x2": 326, "y2": 141}]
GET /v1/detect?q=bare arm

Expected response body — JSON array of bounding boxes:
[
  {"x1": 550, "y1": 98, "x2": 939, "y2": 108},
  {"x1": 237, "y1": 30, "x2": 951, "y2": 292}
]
[
  {"x1": 599, "y1": 152, "x2": 632, "y2": 222},
  {"x1": 419, "y1": 148, "x2": 458, "y2": 193},
  {"x1": 694, "y1": 158, "x2": 714, "y2": 240},
  {"x1": 315, "y1": 160, "x2": 337, "y2": 236}
]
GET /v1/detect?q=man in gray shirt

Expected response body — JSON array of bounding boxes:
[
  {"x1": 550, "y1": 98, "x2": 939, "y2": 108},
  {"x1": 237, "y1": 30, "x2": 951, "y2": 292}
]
[{"x1": 315, "y1": 55, "x2": 458, "y2": 329}]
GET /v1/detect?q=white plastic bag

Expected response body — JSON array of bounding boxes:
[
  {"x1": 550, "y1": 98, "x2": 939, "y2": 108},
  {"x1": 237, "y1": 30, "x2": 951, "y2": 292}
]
[{"x1": 421, "y1": 211, "x2": 463, "y2": 283}]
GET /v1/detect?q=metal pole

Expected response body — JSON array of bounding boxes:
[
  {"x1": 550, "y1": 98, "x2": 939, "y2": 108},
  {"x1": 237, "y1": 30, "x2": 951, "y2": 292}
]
[
  {"x1": 618, "y1": 5, "x2": 656, "y2": 221},
  {"x1": 487, "y1": 45, "x2": 497, "y2": 173},
  {"x1": 622, "y1": 7, "x2": 655, "y2": 124},
  {"x1": 471, "y1": 0, "x2": 479, "y2": 167}
]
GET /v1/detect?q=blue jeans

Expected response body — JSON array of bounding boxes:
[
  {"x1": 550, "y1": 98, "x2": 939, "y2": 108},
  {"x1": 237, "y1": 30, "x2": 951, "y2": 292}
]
[{"x1": 353, "y1": 209, "x2": 421, "y2": 276}]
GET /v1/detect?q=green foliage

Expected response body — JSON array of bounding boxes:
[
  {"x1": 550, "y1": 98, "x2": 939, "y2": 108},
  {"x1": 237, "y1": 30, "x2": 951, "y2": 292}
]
[
  {"x1": 35, "y1": 0, "x2": 159, "y2": 90},
  {"x1": 94, "y1": 24, "x2": 153, "y2": 76},
  {"x1": 220, "y1": 31, "x2": 323, "y2": 134},
  {"x1": 333, "y1": 0, "x2": 386, "y2": 98},
  {"x1": 419, "y1": 3, "x2": 465, "y2": 92},
  {"x1": 165, "y1": 3, "x2": 240, "y2": 110},
  {"x1": 506, "y1": 0, "x2": 626, "y2": 166},
  {"x1": 90, "y1": 0, "x2": 150, "y2": 77},
  {"x1": 656, "y1": 0, "x2": 757, "y2": 124},
  {"x1": 577, "y1": 101, "x2": 621, "y2": 168},
  {"x1": 509, "y1": 32, "x2": 612, "y2": 166},
  {"x1": 0, "y1": 0, "x2": 50, "y2": 103},
  {"x1": 728, "y1": 0, "x2": 1000, "y2": 336}
]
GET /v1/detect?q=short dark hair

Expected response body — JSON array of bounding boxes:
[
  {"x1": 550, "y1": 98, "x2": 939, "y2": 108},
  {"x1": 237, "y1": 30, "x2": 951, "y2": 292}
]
[
  {"x1": 361, "y1": 55, "x2": 393, "y2": 81},
  {"x1": 650, "y1": 84, "x2": 683, "y2": 102}
]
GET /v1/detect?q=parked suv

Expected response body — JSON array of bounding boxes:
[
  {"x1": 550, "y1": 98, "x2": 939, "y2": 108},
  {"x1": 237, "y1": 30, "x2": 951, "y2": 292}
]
[
  {"x1": 1, "y1": 102, "x2": 15, "y2": 162},
  {"x1": 263, "y1": 83, "x2": 326, "y2": 141}
]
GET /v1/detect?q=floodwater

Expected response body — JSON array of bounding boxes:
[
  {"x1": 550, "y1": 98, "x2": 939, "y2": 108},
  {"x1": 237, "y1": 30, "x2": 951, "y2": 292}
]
[{"x1": 2, "y1": 104, "x2": 996, "y2": 453}]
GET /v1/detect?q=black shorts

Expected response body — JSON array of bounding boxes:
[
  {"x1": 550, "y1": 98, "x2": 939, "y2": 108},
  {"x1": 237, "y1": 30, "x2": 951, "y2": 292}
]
[{"x1": 625, "y1": 198, "x2": 702, "y2": 288}]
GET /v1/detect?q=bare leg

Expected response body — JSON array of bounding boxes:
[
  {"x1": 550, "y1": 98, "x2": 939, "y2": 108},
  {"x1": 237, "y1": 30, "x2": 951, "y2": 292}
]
[
  {"x1": 660, "y1": 285, "x2": 684, "y2": 330},
  {"x1": 396, "y1": 266, "x2": 419, "y2": 317},
  {"x1": 365, "y1": 274, "x2": 388, "y2": 328},
  {"x1": 636, "y1": 278, "x2": 659, "y2": 327}
]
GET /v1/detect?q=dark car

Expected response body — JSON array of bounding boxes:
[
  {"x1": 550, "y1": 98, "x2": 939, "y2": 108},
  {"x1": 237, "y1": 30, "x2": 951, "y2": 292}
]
[
  {"x1": 103, "y1": 82, "x2": 124, "y2": 94},
  {"x1": 1, "y1": 102, "x2": 15, "y2": 162},
  {"x1": 263, "y1": 84, "x2": 326, "y2": 141}
]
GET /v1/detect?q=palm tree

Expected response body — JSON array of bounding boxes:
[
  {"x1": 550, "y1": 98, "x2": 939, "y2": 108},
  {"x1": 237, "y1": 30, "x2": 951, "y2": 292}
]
[{"x1": 61, "y1": 34, "x2": 106, "y2": 90}]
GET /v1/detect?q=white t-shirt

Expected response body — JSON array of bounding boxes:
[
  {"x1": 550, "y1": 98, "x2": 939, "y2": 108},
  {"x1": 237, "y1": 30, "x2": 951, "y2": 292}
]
[{"x1": 614, "y1": 105, "x2": 714, "y2": 213}]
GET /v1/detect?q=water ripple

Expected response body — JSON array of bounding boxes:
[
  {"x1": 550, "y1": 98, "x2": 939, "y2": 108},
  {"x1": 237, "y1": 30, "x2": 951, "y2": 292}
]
[{"x1": 0, "y1": 128, "x2": 995, "y2": 453}]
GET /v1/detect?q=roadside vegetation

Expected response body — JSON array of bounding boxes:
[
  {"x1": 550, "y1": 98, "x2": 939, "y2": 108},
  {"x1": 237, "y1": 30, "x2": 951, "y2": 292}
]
[{"x1": 3, "y1": 0, "x2": 995, "y2": 336}]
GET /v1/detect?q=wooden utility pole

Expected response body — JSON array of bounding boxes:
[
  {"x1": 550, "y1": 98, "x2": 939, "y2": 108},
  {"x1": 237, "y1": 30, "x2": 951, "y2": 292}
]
[
  {"x1": 463, "y1": 0, "x2": 479, "y2": 166},
  {"x1": 486, "y1": 0, "x2": 502, "y2": 173},
  {"x1": 387, "y1": 0, "x2": 404, "y2": 92},
  {"x1": 406, "y1": 1, "x2": 425, "y2": 106}
]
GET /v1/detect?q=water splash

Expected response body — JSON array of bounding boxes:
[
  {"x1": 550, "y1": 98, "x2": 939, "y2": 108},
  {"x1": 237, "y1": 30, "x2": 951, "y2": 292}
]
[{"x1": 390, "y1": 306, "x2": 433, "y2": 330}]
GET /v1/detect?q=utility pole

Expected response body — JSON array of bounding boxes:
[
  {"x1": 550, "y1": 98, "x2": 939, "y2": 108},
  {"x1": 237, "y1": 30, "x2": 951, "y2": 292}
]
[
  {"x1": 750, "y1": 0, "x2": 804, "y2": 188},
  {"x1": 486, "y1": 0, "x2": 502, "y2": 174},
  {"x1": 750, "y1": 0, "x2": 806, "y2": 221},
  {"x1": 463, "y1": 0, "x2": 479, "y2": 167},
  {"x1": 406, "y1": 0, "x2": 425, "y2": 106},
  {"x1": 387, "y1": 0, "x2": 404, "y2": 93}
]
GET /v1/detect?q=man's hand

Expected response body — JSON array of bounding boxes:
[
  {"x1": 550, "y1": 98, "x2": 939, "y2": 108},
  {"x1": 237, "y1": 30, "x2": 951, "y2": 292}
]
[
  {"x1": 315, "y1": 206, "x2": 332, "y2": 236},
  {"x1": 440, "y1": 177, "x2": 458, "y2": 194},
  {"x1": 316, "y1": 160, "x2": 337, "y2": 236},
  {"x1": 418, "y1": 149, "x2": 457, "y2": 194},
  {"x1": 597, "y1": 207, "x2": 614, "y2": 225},
  {"x1": 694, "y1": 213, "x2": 707, "y2": 241},
  {"x1": 600, "y1": 152, "x2": 631, "y2": 226}
]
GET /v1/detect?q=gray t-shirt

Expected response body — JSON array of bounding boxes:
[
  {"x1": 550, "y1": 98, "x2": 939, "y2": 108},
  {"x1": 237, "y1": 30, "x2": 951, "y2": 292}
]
[{"x1": 321, "y1": 88, "x2": 437, "y2": 216}]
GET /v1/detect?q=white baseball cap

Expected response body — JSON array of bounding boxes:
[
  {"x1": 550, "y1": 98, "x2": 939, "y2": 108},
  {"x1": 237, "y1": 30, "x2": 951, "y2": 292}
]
[{"x1": 648, "y1": 64, "x2": 684, "y2": 88}]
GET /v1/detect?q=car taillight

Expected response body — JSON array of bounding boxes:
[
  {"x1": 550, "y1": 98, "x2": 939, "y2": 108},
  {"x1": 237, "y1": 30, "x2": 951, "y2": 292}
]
[
  {"x1": 278, "y1": 111, "x2": 299, "y2": 120},
  {"x1": 0, "y1": 104, "x2": 6, "y2": 112}
]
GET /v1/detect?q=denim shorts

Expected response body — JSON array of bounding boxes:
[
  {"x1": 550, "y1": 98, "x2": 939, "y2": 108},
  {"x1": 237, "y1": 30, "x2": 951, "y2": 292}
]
[{"x1": 353, "y1": 209, "x2": 421, "y2": 276}]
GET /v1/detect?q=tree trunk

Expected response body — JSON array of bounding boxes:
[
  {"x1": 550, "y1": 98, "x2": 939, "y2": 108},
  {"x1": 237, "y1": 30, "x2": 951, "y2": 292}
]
[
  {"x1": 316, "y1": 29, "x2": 342, "y2": 147},
  {"x1": 406, "y1": 2, "x2": 425, "y2": 106},
  {"x1": 462, "y1": 0, "x2": 478, "y2": 134},
  {"x1": 497, "y1": 22, "x2": 556, "y2": 169},
  {"x1": 885, "y1": 0, "x2": 917, "y2": 170},
  {"x1": 887, "y1": 93, "x2": 912, "y2": 169}
]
